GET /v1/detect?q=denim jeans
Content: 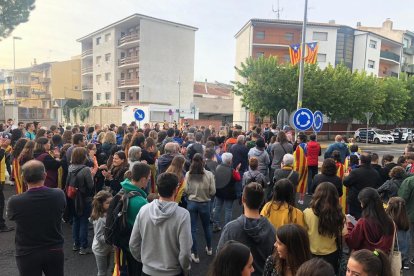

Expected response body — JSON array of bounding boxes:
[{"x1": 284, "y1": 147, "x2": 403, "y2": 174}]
[
  {"x1": 73, "y1": 201, "x2": 92, "y2": 248},
  {"x1": 187, "y1": 200, "x2": 212, "y2": 254},
  {"x1": 213, "y1": 197, "x2": 234, "y2": 228},
  {"x1": 397, "y1": 229, "x2": 410, "y2": 265}
]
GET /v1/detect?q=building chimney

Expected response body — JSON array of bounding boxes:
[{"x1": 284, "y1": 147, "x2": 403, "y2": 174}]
[
  {"x1": 328, "y1": 20, "x2": 335, "y2": 25},
  {"x1": 383, "y1": 18, "x2": 393, "y2": 30},
  {"x1": 356, "y1": 22, "x2": 361, "y2": 27},
  {"x1": 204, "y1": 78, "x2": 209, "y2": 94}
]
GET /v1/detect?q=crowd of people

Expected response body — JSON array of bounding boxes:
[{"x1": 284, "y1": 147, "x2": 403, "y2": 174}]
[{"x1": 0, "y1": 119, "x2": 412, "y2": 276}]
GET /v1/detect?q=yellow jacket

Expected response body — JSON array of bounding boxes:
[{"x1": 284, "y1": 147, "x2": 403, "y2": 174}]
[{"x1": 261, "y1": 202, "x2": 304, "y2": 229}]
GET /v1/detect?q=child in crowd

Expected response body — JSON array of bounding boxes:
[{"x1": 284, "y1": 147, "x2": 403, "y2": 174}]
[
  {"x1": 386, "y1": 197, "x2": 411, "y2": 270},
  {"x1": 90, "y1": 191, "x2": 113, "y2": 276}
]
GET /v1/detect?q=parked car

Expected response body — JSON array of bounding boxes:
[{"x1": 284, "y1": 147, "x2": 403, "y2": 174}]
[
  {"x1": 389, "y1": 128, "x2": 413, "y2": 143},
  {"x1": 354, "y1": 128, "x2": 394, "y2": 144}
]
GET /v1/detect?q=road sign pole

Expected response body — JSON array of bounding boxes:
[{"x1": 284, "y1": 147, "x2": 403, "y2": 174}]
[{"x1": 364, "y1": 112, "x2": 373, "y2": 146}]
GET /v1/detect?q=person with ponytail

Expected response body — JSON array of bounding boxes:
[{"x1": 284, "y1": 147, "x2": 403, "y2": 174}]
[{"x1": 346, "y1": 249, "x2": 391, "y2": 276}]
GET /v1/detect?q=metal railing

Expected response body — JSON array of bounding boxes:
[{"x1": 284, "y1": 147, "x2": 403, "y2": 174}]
[
  {"x1": 118, "y1": 78, "x2": 139, "y2": 87},
  {"x1": 380, "y1": 51, "x2": 400, "y2": 63},
  {"x1": 118, "y1": 33, "x2": 140, "y2": 46},
  {"x1": 82, "y1": 85, "x2": 93, "y2": 91},
  {"x1": 118, "y1": 56, "x2": 139, "y2": 66},
  {"x1": 81, "y1": 66, "x2": 93, "y2": 74},
  {"x1": 81, "y1": 49, "x2": 93, "y2": 57}
]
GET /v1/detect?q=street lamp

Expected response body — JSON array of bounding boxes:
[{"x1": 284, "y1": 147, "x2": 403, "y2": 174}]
[{"x1": 13, "y1": 36, "x2": 22, "y2": 105}]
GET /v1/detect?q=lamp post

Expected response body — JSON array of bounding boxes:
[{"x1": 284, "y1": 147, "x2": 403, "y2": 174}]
[
  {"x1": 177, "y1": 75, "x2": 181, "y2": 122},
  {"x1": 12, "y1": 36, "x2": 22, "y2": 105}
]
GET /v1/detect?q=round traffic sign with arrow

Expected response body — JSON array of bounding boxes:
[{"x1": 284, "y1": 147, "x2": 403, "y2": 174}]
[
  {"x1": 312, "y1": 111, "x2": 323, "y2": 132},
  {"x1": 134, "y1": 109, "x2": 145, "y2": 121},
  {"x1": 293, "y1": 108, "x2": 313, "y2": 131}
]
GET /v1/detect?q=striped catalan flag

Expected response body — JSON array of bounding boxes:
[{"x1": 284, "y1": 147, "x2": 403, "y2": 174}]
[
  {"x1": 339, "y1": 158, "x2": 350, "y2": 214},
  {"x1": 304, "y1": 42, "x2": 319, "y2": 64},
  {"x1": 293, "y1": 145, "x2": 308, "y2": 200},
  {"x1": 289, "y1": 43, "x2": 302, "y2": 65},
  {"x1": 12, "y1": 159, "x2": 25, "y2": 194}
]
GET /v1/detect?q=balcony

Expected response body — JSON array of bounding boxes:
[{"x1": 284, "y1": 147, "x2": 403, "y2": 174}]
[
  {"x1": 380, "y1": 51, "x2": 400, "y2": 63},
  {"x1": 118, "y1": 78, "x2": 139, "y2": 88},
  {"x1": 118, "y1": 33, "x2": 140, "y2": 48},
  {"x1": 82, "y1": 85, "x2": 93, "y2": 91},
  {"x1": 402, "y1": 64, "x2": 414, "y2": 74},
  {"x1": 40, "y1": 77, "x2": 50, "y2": 83},
  {"x1": 81, "y1": 66, "x2": 93, "y2": 75},
  {"x1": 118, "y1": 56, "x2": 139, "y2": 69},
  {"x1": 81, "y1": 49, "x2": 93, "y2": 58},
  {"x1": 404, "y1": 46, "x2": 414, "y2": 55},
  {"x1": 16, "y1": 92, "x2": 29, "y2": 98}
]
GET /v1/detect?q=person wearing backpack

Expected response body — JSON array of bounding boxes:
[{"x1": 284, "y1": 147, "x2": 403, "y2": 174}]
[
  {"x1": 67, "y1": 147, "x2": 94, "y2": 255},
  {"x1": 242, "y1": 157, "x2": 267, "y2": 189},
  {"x1": 106, "y1": 162, "x2": 150, "y2": 276}
]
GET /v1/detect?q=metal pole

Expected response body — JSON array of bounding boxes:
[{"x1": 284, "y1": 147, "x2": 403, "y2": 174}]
[
  {"x1": 366, "y1": 118, "x2": 369, "y2": 146},
  {"x1": 13, "y1": 38, "x2": 16, "y2": 104},
  {"x1": 297, "y1": 0, "x2": 308, "y2": 111},
  {"x1": 177, "y1": 75, "x2": 181, "y2": 123}
]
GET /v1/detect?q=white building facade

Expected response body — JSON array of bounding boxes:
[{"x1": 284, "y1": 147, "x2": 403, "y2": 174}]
[{"x1": 78, "y1": 14, "x2": 197, "y2": 121}]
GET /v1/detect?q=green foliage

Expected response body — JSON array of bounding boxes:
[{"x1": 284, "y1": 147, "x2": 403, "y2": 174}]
[
  {"x1": 72, "y1": 101, "x2": 92, "y2": 122},
  {"x1": 0, "y1": 0, "x2": 36, "y2": 39},
  {"x1": 233, "y1": 56, "x2": 411, "y2": 125}
]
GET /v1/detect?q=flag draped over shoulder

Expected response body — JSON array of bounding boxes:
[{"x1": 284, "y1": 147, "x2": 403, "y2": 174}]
[
  {"x1": 304, "y1": 42, "x2": 319, "y2": 64},
  {"x1": 289, "y1": 43, "x2": 301, "y2": 65},
  {"x1": 339, "y1": 158, "x2": 350, "y2": 214},
  {"x1": 12, "y1": 159, "x2": 25, "y2": 194},
  {"x1": 294, "y1": 145, "x2": 308, "y2": 197}
]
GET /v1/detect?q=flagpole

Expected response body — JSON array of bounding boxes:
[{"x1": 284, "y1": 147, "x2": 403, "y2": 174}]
[{"x1": 297, "y1": 0, "x2": 308, "y2": 111}]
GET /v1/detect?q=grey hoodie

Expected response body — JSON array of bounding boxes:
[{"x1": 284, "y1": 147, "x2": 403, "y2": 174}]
[
  {"x1": 248, "y1": 147, "x2": 270, "y2": 176},
  {"x1": 129, "y1": 199, "x2": 192, "y2": 276},
  {"x1": 217, "y1": 215, "x2": 276, "y2": 276}
]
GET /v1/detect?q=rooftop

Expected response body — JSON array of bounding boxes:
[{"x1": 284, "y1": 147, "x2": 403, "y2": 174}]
[{"x1": 194, "y1": 81, "x2": 233, "y2": 98}]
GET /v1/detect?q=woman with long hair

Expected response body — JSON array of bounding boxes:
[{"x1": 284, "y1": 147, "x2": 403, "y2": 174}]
[
  {"x1": 346, "y1": 249, "x2": 391, "y2": 276},
  {"x1": 296, "y1": 258, "x2": 335, "y2": 276},
  {"x1": 345, "y1": 187, "x2": 394, "y2": 254},
  {"x1": 18, "y1": 140, "x2": 35, "y2": 166},
  {"x1": 386, "y1": 197, "x2": 410, "y2": 270},
  {"x1": 184, "y1": 153, "x2": 216, "y2": 263},
  {"x1": 33, "y1": 137, "x2": 61, "y2": 188},
  {"x1": 142, "y1": 137, "x2": 157, "y2": 192},
  {"x1": 166, "y1": 155, "x2": 186, "y2": 205},
  {"x1": 311, "y1": 158, "x2": 343, "y2": 197},
  {"x1": 261, "y1": 179, "x2": 304, "y2": 229},
  {"x1": 11, "y1": 138, "x2": 28, "y2": 194},
  {"x1": 303, "y1": 182, "x2": 345, "y2": 274},
  {"x1": 208, "y1": 240, "x2": 254, "y2": 276},
  {"x1": 103, "y1": 151, "x2": 129, "y2": 195},
  {"x1": 270, "y1": 131, "x2": 293, "y2": 179},
  {"x1": 263, "y1": 224, "x2": 312, "y2": 276}
]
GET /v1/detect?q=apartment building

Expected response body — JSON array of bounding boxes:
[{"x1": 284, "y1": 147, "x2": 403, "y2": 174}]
[
  {"x1": 1, "y1": 57, "x2": 81, "y2": 108},
  {"x1": 77, "y1": 14, "x2": 197, "y2": 120},
  {"x1": 358, "y1": 19, "x2": 414, "y2": 75},
  {"x1": 234, "y1": 19, "x2": 404, "y2": 128}
]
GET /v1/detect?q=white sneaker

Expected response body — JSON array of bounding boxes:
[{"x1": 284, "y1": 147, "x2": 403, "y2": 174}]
[
  {"x1": 191, "y1": 253, "x2": 200, "y2": 263},
  {"x1": 205, "y1": 246, "x2": 213, "y2": 256}
]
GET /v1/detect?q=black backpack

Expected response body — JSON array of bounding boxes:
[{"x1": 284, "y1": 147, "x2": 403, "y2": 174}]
[
  {"x1": 245, "y1": 172, "x2": 266, "y2": 188},
  {"x1": 187, "y1": 143, "x2": 203, "y2": 161},
  {"x1": 104, "y1": 189, "x2": 140, "y2": 249}
]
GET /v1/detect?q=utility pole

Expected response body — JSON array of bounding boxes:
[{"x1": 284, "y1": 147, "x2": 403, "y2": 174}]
[
  {"x1": 297, "y1": 0, "x2": 308, "y2": 111},
  {"x1": 272, "y1": 0, "x2": 283, "y2": 20},
  {"x1": 13, "y1": 36, "x2": 22, "y2": 105},
  {"x1": 177, "y1": 75, "x2": 181, "y2": 122}
]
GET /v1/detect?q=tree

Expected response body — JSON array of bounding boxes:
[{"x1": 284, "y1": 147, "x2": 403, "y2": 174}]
[
  {"x1": 232, "y1": 56, "x2": 297, "y2": 118},
  {"x1": 402, "y1": 75, "x2": 414, "y2": 123},
  {"x1": 377, "y1": 76, "x2": 409, "y2": 124},
  {"x1": 0, "y1": 0, "x2": 36, "y2": 39}
]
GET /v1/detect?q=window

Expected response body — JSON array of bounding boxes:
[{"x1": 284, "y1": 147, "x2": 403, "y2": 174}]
[
  {"x1": 128, "y1": 92, "x2": 134, "y2": 100},
  {"x1": 96, "y1": 93, "x2": 101, "y2": 100},
  {"x1": 403, "y1": 38, "x2": 410, "y2": 48},
  {"x1": 120, "y1": 91, "x2": 126, "y2": 100},
  {"x1": 105, "y1": 92, "x2": 111, "y2": 100},
  {"x1": 317, "y1": 53, "x2": 327, "y2": 62},
  {"x1": 121, "y1": 73, "x2": 125, "y2": 79},
  {"x1": 135, "y1": 91, "x2": 139, "y2": 101},
  {"x1": 96, "y1": 56, "x2": 101, "y2": 65},
  {"x1": 105, "y1": 73, "x2": 111, "y2": 81},
  {"x1": 369, "y1": 40, "x2": 377, "y2": 49},
  {"x1": 256, "y1": 52, "x2": 264, "y2": 58},
  {"x1": 368, "y1": 60, "x2": 375, "y2": 69},
  {"x1": 105, "y1": 53, "x2": 111, "y2": 62},
  {"x1": 96, "y1": 37, "x2": 101, "y2": 45},
  {"x1": 255, "y1": 31, "x2": 265, "y2": 40},
  {"x1": 285, "y1": 33, "x2": 294, "y2": 41},
  {"x1": 96, "y1": 74, "x2": 101, "y2": 84},
  {"x1": 105, "y1": 33, "x2": 111, "y2": 42},
  {"x1": 313, "y1": 32, "x2": 328, "y2": 41}
]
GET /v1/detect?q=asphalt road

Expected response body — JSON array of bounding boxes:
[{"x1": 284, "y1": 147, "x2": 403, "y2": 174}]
[{"x1": 0, "y1": 142, "x2": 409, "y2": 276}]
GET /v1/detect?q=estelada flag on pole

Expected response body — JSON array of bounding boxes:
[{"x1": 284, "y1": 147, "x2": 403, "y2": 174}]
[
  {"x1": 289, "y1": 43, "x2": 302, "y2": 65},
  {"x1": 293, "y1": 145, "x2": 308, "y2": 203},
  {"x1": 339, "y1": 158, "x2": 350, "y2": 214},
  {"x1": 304, "y1": 42, "x2": 319, "y2": 64}
]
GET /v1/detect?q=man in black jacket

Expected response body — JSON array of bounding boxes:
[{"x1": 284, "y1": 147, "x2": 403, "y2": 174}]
[
  {"x1": 344, "y1": 153, "x2": 382, "y2": 219},
  {"x1": 230, "y1": 135, "x2": 249, "y2": 174},
  {"x1": 7, "y1": 160, "x2": 66, "y2": 276}
]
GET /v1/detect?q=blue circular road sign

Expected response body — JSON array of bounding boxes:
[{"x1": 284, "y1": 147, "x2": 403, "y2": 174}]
[
  {"x1": 134, "y1": 109, "x2": 145, "y2": 121},
  {"x1": 313, "y1": 111, "x2": 323, "y2": 132},
  {"x1": 293, "y1": 108, "x2": 314, "y2": 131}
]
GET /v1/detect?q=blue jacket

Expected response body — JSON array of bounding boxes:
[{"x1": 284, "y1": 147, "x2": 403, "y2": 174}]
[{"x1": 324, "y1": 142, "x2": 350, "y2": 163}]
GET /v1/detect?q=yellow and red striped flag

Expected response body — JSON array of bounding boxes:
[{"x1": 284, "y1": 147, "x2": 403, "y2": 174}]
[
  {"x1": 12, "y1": 159, "x2": 25, "y2": 194},
  {"x1": 289, "y1": 43, "x2": 302, "y2": 65},
  {"x1": 293, "y1": 145, "x2": 308, "y2": 202},
  {"x1": 304, "y1": 42, "x2": 319, "y2": 64},
  {"x1": 339, "y1": 158, "x2": 350, "y2": 214}
]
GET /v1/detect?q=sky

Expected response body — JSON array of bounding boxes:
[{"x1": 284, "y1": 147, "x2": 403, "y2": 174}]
[{"x1": 0, "y1": 0, "x2": 413, "y2": 84}]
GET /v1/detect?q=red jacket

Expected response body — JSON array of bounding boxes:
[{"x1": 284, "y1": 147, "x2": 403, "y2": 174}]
[
  {"x1": 345, "y1": 218, "x2": 394, "y2": 254},
  {"x1": 306, "y1": 141, "x2": 321, "y2": 167}
]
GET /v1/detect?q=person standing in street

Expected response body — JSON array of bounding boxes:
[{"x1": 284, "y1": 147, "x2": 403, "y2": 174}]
[
  {"x1": 7, "y1": 160, "x2": 66, "y2": 276},
  {"x1": 0, "y1": 135, "x2": 14, "y2": 232},
  {"x1": 306, "y1": 134, "x2": 321, "y2": 195}
]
